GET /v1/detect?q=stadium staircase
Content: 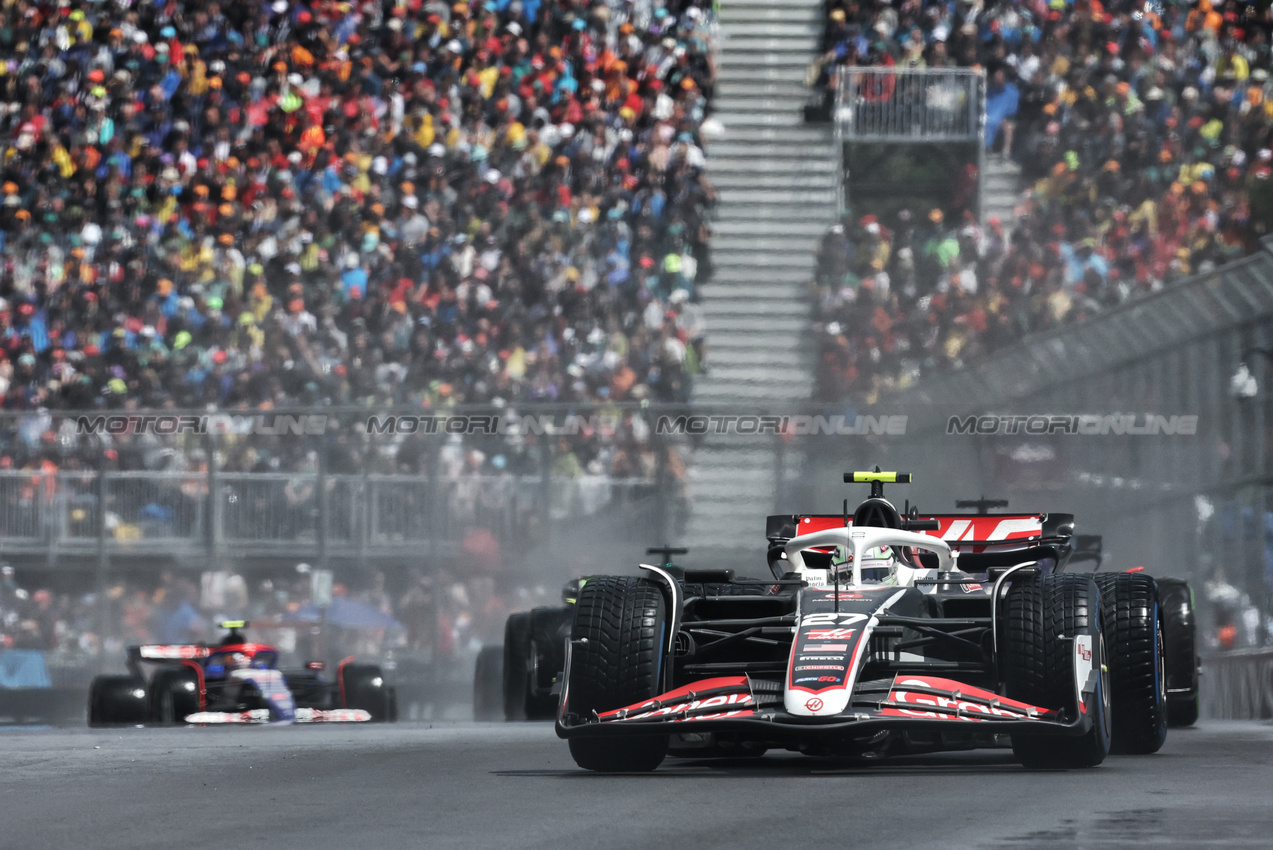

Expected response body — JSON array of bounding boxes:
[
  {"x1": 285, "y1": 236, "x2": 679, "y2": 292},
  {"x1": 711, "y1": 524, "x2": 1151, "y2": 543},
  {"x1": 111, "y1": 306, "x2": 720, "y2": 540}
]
[
  {"x1": 981, "y1": 157, "x2": 1023, "y2": 226},
  {"x1": 681, "y1": 0, "x2": 838, "y2": 555}
]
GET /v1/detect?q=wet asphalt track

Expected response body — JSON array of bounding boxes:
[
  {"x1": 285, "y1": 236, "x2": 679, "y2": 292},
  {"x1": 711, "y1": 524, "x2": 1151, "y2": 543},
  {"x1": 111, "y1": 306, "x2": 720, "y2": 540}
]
[{"x1": 2, "y1": 720, "x2": 1271, "y2": 850}]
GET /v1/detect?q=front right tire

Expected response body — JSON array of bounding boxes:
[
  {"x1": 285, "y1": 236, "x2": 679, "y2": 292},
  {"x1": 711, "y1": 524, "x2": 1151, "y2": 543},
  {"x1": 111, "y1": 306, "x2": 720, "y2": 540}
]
[
  {"x1": 565, "y1": 575, "x2": 670, "y2": 772},
  {"x1": 1093, "y1": 572, "x2": 1167, "y2": 754}
]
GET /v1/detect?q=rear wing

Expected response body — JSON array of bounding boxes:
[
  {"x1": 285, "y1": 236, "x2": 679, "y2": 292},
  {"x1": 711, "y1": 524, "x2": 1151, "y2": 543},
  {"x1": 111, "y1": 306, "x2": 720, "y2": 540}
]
[
  {"x1": 766, "y1": 513, "x2": 1075, "y2": 575},
  {"x1": 129, "y1": 645, "x2": 212, "y2": 661},
  {"x1": 126, "y1": 644, "x2": 211, "y2": 679}
]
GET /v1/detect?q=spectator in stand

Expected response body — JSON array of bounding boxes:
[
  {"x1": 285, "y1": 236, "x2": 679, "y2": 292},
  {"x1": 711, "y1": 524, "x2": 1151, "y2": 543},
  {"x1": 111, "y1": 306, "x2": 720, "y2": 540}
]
[
  {"x1": 812, "y1": 0, "x2": 1273, "y2": 403},
  {"x1": 0, "y1": 0, "x2": 717, "y2": 417}
]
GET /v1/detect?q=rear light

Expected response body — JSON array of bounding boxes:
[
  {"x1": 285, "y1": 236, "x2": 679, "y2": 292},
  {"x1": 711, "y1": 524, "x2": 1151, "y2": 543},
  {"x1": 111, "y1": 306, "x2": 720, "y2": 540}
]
[{"x1": 306, "y1": 661, "x2": 326, "y2": 671}]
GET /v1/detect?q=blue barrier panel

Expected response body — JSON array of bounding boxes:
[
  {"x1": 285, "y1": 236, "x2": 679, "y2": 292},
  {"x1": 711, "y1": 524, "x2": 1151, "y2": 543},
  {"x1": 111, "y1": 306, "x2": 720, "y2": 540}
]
[{"x1": 0, "y1": 650, "x2": 52, "y2": 689}]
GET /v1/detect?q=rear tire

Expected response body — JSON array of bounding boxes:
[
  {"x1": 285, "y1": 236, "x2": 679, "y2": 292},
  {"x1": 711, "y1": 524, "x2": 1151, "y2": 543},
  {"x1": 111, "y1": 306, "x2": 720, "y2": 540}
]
[
  {"x1": 473, "y1": 645, "x2": 504, "y2": 721},
  {"x1": 148, "y1": 669, "x2": 201, "y2": 725},
  {"x1": 341, "y1": 664, "x2": 394, "y2": 721},
  {"x1": 1093, "y1": 573, "x2": 1167, "y2": 754},
  {"x1": 1158, "y1": 578, "x2": 1200, "y2": 727},
  {"x1": 1002, "y1": 574, "x2": 1111, "y2": 769},
  {"x1": 87, "y1": 676, "x2": 148, "y2": 727},
  {"x1": 502, "y1": 613, "x2": 531, "y2": 721},
  {"x1": 565, "y1": 575, "x2": 670, "y2": 772}
]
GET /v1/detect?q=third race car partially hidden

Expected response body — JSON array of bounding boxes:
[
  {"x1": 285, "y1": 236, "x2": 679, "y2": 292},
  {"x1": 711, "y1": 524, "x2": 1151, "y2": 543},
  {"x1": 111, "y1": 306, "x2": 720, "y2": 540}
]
[
  {"x1": 557, "y1": 470, "x2": 1179, "y2": 771},
  {"x1": 474, "y1": 547, "x2": 698, "y2": 722}
]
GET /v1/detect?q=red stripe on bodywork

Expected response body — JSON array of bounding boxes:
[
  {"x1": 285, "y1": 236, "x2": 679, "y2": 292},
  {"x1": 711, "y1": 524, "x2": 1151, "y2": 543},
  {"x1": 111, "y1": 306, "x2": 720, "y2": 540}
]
[
  {"x1": 879, "y1": 675, "x2": 1057, "y2": 721},
  {"x1": 792, "y1": 515, "x2": 1043, "y2": 542},
  {"x1": 336, "y1": 656, "x2": 356, "y2": 708},
  {"x1": 179, "y1": 659, "x2": 207, "y2": 711}
]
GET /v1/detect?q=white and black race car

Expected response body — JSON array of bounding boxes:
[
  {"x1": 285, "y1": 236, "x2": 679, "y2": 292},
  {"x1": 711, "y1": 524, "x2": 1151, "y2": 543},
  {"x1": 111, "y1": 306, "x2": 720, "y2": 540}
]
[{"x1": 556, "y1": 470, "x2": 1187, "y2": 771}]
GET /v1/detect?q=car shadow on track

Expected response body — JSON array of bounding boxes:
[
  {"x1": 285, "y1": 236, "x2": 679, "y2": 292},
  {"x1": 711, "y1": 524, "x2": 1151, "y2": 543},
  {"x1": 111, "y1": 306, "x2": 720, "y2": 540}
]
[{"x1": 496, "y1": 750, "x2": 1027, "y2": 778}]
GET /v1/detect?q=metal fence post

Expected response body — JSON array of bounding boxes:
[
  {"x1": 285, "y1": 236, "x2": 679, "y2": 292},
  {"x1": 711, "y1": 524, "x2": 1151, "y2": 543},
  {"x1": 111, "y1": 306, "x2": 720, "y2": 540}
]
[
  {"x1": 773, "y1": 425, "x2": 787, "y2": 512},
  {"x1": 427, "y1": 438, "x2": 442, "y2": 561},
  {"x1": 94, "y1": 460, "x2": 108, "y2": 672},
  {"x1": 976, "y1": 69, "x2": 987, "y2": 222},
  {"x1": 206, "y1": 432, "x2": 220, "y2": 569},
  {"x1": 360, "y1": 464, "x2": 371, "y2": 571},
  {"x1": 317, "y1": 440, "x2": 328, "y2": 573},
  {"x1": 835, "y1": 70, "x2": 847, "y2": 216},
  {"x1": 654, "y1": 422, "x2": 669, "y2": 544}
]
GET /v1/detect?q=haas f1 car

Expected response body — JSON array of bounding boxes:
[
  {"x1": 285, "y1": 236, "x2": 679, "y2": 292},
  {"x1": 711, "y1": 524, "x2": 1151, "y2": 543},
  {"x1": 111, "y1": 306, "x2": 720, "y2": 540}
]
[
  {"x1": 88, "y1": 621, "x2": 396, "y2": 725},
  {"x1": 557, "y1": 471, "x2": 1193, "y2": 771}
]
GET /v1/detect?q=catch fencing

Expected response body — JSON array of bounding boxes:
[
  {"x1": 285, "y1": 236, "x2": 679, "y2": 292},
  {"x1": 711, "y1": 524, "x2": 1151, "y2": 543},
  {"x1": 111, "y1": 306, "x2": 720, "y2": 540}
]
[
  {"x1": 1202, "y1": 649, "x2": 1273, "y2": 720},
  {"x1": 0, "y1": 405, "x2": 676, "y2": 571},
  {"x1": 834, "y1": 67, "x2": 984, "y2": 142}
]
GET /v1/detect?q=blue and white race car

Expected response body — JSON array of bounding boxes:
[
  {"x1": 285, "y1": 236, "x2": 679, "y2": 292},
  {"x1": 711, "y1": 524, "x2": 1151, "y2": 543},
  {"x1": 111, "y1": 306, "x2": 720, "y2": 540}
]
[{"x1": 89, "y1": 621, "x2": 395, "y2": 725}]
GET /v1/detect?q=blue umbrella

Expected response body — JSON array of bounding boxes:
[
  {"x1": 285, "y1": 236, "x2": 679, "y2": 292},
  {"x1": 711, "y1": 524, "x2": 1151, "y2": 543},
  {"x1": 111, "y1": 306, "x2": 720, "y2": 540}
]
[{"x1": 291, "y1": 598, "x2": 402, "y2": 631}]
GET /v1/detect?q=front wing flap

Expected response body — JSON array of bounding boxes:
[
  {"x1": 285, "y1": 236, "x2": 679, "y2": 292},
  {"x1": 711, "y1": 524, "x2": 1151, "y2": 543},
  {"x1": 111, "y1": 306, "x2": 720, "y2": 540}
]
[{"x1": 558, "y1": 674, "x2": 1076, "y2": 738}]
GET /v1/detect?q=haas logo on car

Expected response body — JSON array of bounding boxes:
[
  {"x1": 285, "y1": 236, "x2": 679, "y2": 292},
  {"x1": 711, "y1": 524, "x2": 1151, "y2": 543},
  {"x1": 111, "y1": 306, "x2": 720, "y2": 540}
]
[
  {"x1": 805, "y1": 628, "x2": 857, "y2": 641},
  {"x1": 805, "y1": 698, "x2": 824, "y2": 712}
]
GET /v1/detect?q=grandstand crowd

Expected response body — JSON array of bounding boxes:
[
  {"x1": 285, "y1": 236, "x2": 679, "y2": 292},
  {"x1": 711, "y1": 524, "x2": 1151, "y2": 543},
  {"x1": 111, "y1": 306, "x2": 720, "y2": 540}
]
[
  {"x1": 812, "y1": 0, "x2": 1273, "y2": 402},
  {"x1": 0, "y1": 0, "x2": 716, "y2": 420}
]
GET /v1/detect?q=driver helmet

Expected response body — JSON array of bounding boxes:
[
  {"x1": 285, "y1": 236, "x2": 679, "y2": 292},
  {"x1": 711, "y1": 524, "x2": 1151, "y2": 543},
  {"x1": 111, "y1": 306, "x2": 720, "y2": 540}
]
[
  {"x1": 857, "y1": 545, "x2": 898, "y2": 584},
  {"x1": 832, "y1": 545, "x2": 900, "y2": 585},
  {"x1": 225, "y1": 651, "x2": 251, "y2": 671}
]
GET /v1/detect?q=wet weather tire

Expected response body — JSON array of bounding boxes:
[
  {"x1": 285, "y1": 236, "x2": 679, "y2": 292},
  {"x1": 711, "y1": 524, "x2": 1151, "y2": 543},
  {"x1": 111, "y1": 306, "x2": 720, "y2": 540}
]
[
  {"x1": 341, "y1": 664, "x2": 394, "y2": 721},
  {"x1": 502, "y1": 613, "x2": 531, "y2": 721},
  {"x1": 1158, "y1": 578, "x2": 1200, "y2": 727},
  {"x1": 147, "y1": 669, "x2": 201, "y2": 725},
  {"x1": 526, "y1": 607, "x2": 569, "y2": 721},
  {"x1": 1002, "y1": 573, "x2": 1111, "y2": 769},
  {"x1": 1093, "y1": 573, "x2": 1167, "y2": 754},
  {"x1": 87, "y1": 675, "x2": 148, "y2": 727},
  {"x1": 565, "y1": 575, "x2": 669, "y2": 772},
  {"x1": 473, "y1": 645, "x2": 504, "y2": 721}
]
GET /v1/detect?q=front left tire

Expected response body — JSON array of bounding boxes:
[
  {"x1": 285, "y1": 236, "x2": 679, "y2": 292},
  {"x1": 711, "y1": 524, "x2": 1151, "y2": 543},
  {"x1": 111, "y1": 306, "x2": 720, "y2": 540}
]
[
  {"x1": 1002, "y1": 573, "x2": 1111, "y2": 769},
  {"x1": 564, "y1": 575, "x2": 670, "y2": 772}
]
